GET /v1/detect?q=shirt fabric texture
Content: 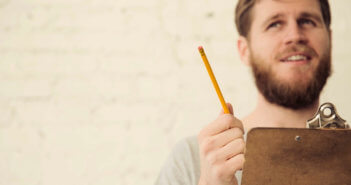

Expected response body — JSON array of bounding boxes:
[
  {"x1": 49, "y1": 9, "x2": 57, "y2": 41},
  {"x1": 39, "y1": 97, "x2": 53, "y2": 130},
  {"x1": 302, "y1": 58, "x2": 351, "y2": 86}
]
[{"x1": 155, "y1": 136, "x2": 242, "y2": 185}]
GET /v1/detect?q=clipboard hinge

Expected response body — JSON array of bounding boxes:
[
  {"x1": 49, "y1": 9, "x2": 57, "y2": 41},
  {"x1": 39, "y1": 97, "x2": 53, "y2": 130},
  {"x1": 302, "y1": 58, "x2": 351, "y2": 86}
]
[{"x1": 306, "y1": 102, "x2": 349, "y2": 129}]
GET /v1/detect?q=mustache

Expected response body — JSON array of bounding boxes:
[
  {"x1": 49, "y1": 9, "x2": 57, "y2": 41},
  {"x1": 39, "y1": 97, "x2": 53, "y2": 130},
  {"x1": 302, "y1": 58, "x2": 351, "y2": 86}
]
[{"x1": 276, "y1": 45, "x2": 318, "y2": 59}]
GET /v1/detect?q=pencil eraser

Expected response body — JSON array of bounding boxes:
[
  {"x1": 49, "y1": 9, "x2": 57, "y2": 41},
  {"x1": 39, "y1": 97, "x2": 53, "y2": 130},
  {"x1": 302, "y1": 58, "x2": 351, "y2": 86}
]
[{"x1": 198, "y1": 46, "x2": 203, "y2": 51}]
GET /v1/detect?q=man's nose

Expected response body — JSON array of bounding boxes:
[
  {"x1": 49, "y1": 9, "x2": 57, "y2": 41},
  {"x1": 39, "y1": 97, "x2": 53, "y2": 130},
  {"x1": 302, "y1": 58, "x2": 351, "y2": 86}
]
[{"x1": 283, "y1": 22, "x2": 308, "y2": 45}]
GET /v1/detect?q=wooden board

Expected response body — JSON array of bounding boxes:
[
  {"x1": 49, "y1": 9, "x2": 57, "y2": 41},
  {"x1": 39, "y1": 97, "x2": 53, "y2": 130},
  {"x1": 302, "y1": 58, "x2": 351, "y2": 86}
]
[{"x1": 241, "y1": 128, "x2": 351, "y2": 185}]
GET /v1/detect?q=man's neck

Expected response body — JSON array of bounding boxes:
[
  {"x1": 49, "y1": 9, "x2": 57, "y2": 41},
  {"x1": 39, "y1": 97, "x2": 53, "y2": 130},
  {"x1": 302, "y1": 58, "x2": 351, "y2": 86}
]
[{"x1": 242, "y1": 93, "x2": 320, "y2": 132}]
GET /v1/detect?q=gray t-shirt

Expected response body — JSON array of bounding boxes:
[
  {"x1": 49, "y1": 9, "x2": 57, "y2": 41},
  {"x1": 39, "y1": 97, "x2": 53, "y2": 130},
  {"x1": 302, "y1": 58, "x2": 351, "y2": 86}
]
[{"x1": 155, "y1": 136, "x2": 242, "y2": 185}]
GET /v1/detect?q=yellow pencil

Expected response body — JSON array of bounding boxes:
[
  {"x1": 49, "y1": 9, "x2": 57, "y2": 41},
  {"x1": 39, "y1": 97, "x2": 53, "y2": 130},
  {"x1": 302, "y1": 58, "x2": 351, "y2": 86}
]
[{"x1": 198, "y1": 46, "x2": 230, "y2": 114}]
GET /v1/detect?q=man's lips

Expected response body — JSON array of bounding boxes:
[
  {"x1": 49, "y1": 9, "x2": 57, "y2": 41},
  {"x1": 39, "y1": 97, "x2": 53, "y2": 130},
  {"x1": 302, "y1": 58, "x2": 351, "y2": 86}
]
[{"x1": 279, "y1": 53, "x2": 312, "y2": 62}]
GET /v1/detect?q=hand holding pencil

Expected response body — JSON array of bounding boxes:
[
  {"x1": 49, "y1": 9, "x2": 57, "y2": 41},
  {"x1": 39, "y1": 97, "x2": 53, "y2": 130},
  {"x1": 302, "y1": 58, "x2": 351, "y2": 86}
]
[{"x1": 197, "y1": 46, "x2": 245, "y2": 185}]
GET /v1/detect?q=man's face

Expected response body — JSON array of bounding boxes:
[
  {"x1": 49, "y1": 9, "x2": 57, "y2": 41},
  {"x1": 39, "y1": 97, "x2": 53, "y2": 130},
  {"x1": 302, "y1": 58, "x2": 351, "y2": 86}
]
[{"x1": 245, "y1": 0, "x2": 331, "y2": 109}]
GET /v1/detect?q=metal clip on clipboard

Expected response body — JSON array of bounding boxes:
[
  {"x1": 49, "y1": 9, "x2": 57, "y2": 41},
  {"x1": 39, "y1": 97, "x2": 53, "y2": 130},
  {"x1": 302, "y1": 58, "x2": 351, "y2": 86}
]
[
  {"x1": 307, "y1": 102, "x2": 349, "y2": 129},
  {"x1": 241, "y1": 103, "x2": 351, "y2": 185}
]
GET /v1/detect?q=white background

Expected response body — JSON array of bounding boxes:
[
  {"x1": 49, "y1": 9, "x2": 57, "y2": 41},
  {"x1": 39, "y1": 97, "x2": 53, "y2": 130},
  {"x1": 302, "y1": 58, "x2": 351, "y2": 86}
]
[{"x1": 0, "y1": 0, "x2": 350, "y2": 184}]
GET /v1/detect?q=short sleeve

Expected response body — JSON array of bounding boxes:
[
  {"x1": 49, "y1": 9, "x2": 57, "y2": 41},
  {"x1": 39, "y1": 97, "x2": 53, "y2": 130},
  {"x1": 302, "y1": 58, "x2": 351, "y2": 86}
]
[{"x1": 154, "y1": 136, "x2": 200, "y2": 185}]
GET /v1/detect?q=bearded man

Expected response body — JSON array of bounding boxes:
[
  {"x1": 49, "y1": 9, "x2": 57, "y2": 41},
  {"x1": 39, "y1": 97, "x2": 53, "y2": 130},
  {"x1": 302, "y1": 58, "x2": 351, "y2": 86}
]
[{"x1": 155, "y1": 0, "x2": 332, "y2": 185}]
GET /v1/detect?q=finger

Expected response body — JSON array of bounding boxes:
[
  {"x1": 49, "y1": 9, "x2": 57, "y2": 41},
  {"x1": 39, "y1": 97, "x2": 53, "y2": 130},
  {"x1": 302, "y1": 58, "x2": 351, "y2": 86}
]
[
  {"x1": 218, "y1": 103, "x2": 234, "y2": 116},
  {"x1": 227, "y1": 103, "x2": 234, "y2": 114},
  {"x1": 201, "y1": 115, "x2": 244, "y2": 137},
  {"x1": 225, "y1": 153, "x2": 245, "y2": 173},
  {"x1": 219, "y1": 138, "x2": 245, "y2": 160},
  {"x1": 211, "y1": 127, "x2": 244, "y2": 148}
]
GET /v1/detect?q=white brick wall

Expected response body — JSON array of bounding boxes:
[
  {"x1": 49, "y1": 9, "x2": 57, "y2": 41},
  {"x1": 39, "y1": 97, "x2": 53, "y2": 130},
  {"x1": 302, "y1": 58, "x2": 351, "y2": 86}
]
[{"x1": 0, "y1": 0, "x2": 351, "y2": 185}]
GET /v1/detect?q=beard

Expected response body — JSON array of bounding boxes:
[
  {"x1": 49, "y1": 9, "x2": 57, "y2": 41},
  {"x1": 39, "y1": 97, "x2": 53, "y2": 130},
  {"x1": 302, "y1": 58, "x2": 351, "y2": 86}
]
[{"x1": 250, "y1": 44, "x2": 332, "y2": 110}]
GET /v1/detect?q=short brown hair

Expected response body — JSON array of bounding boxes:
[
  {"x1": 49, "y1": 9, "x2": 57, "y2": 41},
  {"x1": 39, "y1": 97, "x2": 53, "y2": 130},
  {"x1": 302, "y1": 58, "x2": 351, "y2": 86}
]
[{"x1": 235, "y1": 0, "x2": 331, "y2": 37}]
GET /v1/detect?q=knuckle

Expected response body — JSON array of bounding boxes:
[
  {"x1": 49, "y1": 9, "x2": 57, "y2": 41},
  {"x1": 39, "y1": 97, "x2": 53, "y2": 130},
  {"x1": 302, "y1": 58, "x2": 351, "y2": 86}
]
[
  {"x1": 213, "y1": 165, "x2": 225, "y2": 179},
  {"x1": 200, "y1": 137, "x2": 214, "y2": 155},
  {"x1": 198, "y1": 129, "x2": 210, "y2": 142},
  {"x1": 214, "y1": 166, "x2": 232, "y2": 182},
  {"x1": 204, "y1": 137, "x2": 215, "y2": 147},
  {"x1": 199, "y1": 144, "x2": 209, "y2": 155},
  {"x1": 207, "y1": 153, "x2": 219, "y2": 165}
]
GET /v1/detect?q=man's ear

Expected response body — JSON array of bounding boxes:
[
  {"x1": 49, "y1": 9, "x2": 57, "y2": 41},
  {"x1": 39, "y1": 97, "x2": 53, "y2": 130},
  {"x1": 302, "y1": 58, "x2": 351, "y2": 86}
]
[{"x1": 237, "y1": 36, "x2": 250, "y2": 66}]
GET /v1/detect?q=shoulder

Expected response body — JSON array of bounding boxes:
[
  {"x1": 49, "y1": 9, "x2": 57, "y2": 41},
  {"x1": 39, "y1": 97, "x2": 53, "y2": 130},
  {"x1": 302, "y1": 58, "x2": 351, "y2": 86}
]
[
  {"x1": 155, "y1": 136, "x2": 200, "y2": 185},
  {"x1": 173, "y1": 136, "x2": 199, "y2": 157},
  {"x1": 165, "y1": 136, "x2": 200, "y2": 173}
]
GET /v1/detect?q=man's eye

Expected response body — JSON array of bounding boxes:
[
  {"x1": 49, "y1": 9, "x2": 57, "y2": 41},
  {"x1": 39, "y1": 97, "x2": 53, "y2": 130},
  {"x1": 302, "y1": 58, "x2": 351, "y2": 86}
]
[
  {"x1": 299, "y1": 19, "x2": 316, "y2": 26},
  {"x1": 267, "y1": 22, "x2": 281, "y2": 29}
]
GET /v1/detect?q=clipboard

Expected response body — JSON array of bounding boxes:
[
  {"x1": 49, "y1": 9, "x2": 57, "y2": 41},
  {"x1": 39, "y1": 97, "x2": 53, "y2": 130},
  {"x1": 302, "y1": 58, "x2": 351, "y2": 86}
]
[
  {"x1": 241, "y1": 103, "x2": 351, "y2": 185},
  {"x1": 241, "y1": 128, "x2": 351, "y2": 185}
]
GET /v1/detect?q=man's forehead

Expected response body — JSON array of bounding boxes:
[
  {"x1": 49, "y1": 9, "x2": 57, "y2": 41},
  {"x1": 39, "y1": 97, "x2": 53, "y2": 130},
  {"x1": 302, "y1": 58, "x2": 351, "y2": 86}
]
[
  {"x1": 253, "y1": 0, "x2": 321, "y2": 9},
  {"x1": 252, "y1": 0, "x2": 322, "y2": 20},
  {"x1": 256, "y1": 0, "x2": 318, "y2": 3}
]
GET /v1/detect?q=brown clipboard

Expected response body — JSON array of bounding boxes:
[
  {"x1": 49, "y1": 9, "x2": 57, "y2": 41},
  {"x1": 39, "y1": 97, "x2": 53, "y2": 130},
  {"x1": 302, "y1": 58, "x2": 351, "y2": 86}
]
[{"x1": 241, "y1": 128, "x2": 351, "y2": 185}]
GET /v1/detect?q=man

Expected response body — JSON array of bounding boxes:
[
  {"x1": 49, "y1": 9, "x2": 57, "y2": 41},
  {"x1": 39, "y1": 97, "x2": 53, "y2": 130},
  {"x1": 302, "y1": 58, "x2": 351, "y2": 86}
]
[{"x1": 156, "y1": 0, "x2": 332, "y2": 184}]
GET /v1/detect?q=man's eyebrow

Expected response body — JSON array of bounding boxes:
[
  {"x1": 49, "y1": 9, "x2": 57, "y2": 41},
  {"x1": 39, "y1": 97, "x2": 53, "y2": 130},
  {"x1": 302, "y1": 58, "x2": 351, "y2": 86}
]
[
  {"x1": 262, "y1": 13, "x2": 285, "y2": 27},
  {"x1": 300, "y1": 12, "x2": 323, "y2": 24}
]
